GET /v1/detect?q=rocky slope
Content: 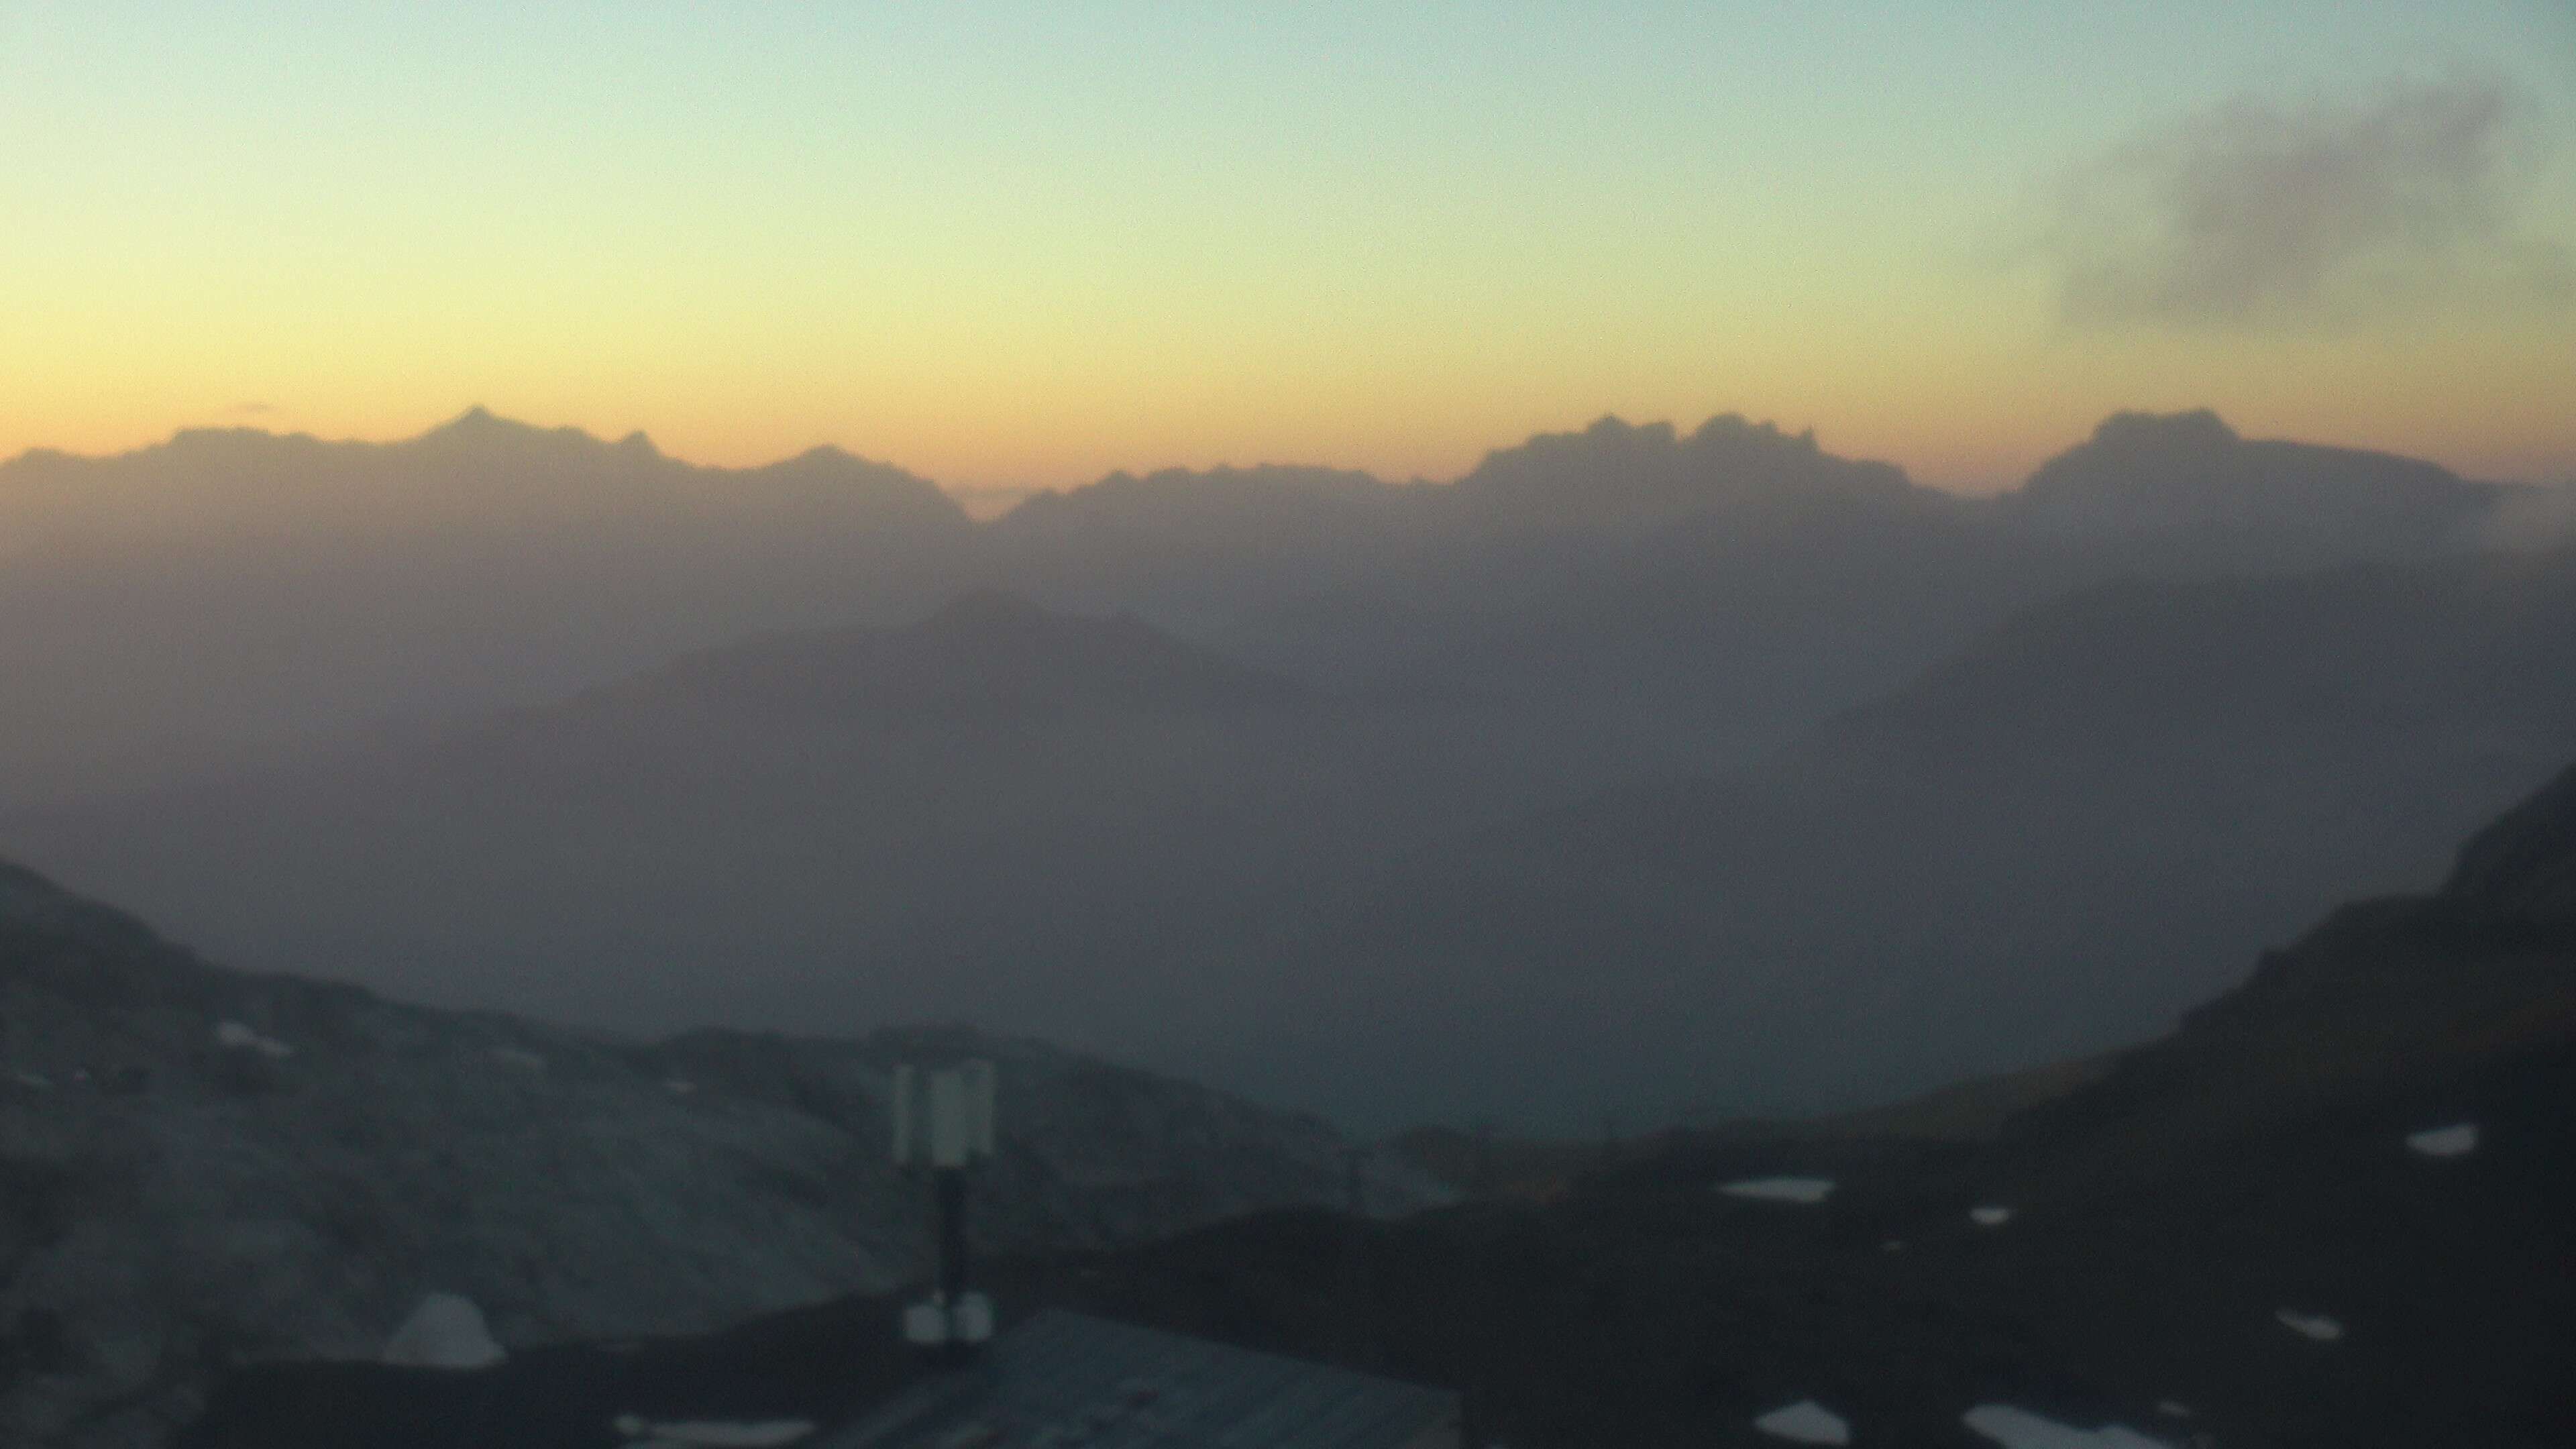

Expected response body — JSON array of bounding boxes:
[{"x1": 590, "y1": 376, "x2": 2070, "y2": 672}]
[
  {"x1": 188, "y1": 757, "x2": 2576, "y2": 1448},
  {"x1": 0, "y1": 861, "x2": 1440, "y2": 1448}
]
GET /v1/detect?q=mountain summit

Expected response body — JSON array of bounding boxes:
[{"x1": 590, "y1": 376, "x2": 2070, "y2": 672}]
[
  {"x1": 2000, "y1": 408, "x2": 2494, "y2": 548},
  {"x1": 1451, "y1": 413, "x2": 1939, "y2": 530}
]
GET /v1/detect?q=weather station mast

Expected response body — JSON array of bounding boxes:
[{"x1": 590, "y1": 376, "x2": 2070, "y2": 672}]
[{"x1": 890, "y1": 1059, "x2": 998, "y2": 1366}]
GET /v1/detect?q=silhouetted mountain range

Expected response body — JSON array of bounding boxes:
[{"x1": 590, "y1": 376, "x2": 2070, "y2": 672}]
[
  {"x1": 0, "y1": 407, "x2": 2527, "y2": 802},
  {"x1": 1998, "y1": 409, "x2": 2498, "y2": 556},
  {"x1": 0, "y1": 411, "x2": 969, "y2": 801}
]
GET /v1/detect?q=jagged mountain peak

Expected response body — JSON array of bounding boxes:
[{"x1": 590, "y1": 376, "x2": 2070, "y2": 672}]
[
  {"x1": 2002, "y1": 407, "x2": 2489, "y2": 543},
  {"x1": 407, "y1": 405, "x2": 650, "y2": 464},
  {"x1": 419, "y1": 403, "x2": 539, "y2": 441},
  {"x1": 2086, "y1": 407, "x2": 2240, "y2": 448},
  {"x1": 1451, "y1": 411, "x2": 1930, "y2": 528}
]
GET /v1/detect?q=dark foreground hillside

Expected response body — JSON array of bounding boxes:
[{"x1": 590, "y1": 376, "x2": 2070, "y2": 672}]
[
  {"x1": 0, "y1": 860, "x2": 1441, "y2": 1449},
  {"x1": 187, "y1": 761, "x2": 2576, "y2": 1448}
]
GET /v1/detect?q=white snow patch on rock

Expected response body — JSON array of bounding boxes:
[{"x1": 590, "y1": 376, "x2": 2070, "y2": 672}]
[
  {"x1": 2155, "y1": 1401, "x2": 2191, "y2": 1417},
  {"x1": 214, "y1": 1020, "x2": 294, "y2": 1058},
  {"x1": 1969, "y1": 1205, "x2": 2014, "y2": 1227},
  {"x1": 1721, "y1": 1177, "x2": 1835, "y2": 1205},
  {"x1": 9, "y1": 1069, "x2": 51, "y2": 1091},
  {"x1": 610, "y1": 1417, "x2": 814, "y2": 1447},
  {"x1": 2406, "y1": 1122, "x2": 2477, "y2": 1157},
  {"x1": 2275, "y1": 1309, "x2": 2343, "y2": 1341},
  {"x1": 490, "y1": 1046, "x2": 548, "y2": 1072},
  {"x1": 1753, "y1": 1399, "x2": 1851, "y2": 1444},
  {"x1": 665, "y1": 1078, "x2": 698, "y2": 1095},
  {"x1": 1963, "y1": 1403, "x2": 2170, "y2": 1448},
  {"x1": 382, "y1": 1293, "x2": 506, "y2": 1369}
]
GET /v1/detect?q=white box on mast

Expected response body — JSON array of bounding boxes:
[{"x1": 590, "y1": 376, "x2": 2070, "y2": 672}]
[
  {"x1": 961, "y1": 1058, "x2": 997, "y2": 1158},
  {"x1": 892, "y1": 1058, "x2": 996, "y2": 1168},
  {"x1": 929, "y1": 1067, "x2": 969, "y2": 1167}
]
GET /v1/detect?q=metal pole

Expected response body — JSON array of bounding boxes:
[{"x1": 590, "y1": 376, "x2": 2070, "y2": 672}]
[{"x1": 936, "y1": 1165, "x2": 969, "y2": 1306}]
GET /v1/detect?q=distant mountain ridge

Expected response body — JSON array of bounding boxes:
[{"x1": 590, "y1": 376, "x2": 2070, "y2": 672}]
[
  {"x1": 2, "y1": 407, "x2": 967, "y2": 551},
  {"x1": 1994, "y1": 409, "x2": 2500, "y2": 571},
  {"x1": 2002, "y1": 408, "x2": 2489, "y2": 529},
  {"x1": 1, "y1": 596, "x2": 1625, "y2": 1046},
  {"x1": 1447, "y1": 413, "x2": 1947, "y2": 530},
  {"x1": 0, "y1": 405, "x2": 2524, "y2": 803},
  {"x1": 0, "y1": 409, "x2": 974, "y2": 802}
]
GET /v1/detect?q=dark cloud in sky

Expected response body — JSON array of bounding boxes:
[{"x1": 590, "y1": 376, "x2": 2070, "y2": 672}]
[{"x1": 2029, "y1": 74, "x2": 2572, "y2": 329}]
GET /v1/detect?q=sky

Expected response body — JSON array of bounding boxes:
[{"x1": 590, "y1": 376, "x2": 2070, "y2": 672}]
[{"x1": 3, "y1": 1, "x2": 2572, "y2": 500}]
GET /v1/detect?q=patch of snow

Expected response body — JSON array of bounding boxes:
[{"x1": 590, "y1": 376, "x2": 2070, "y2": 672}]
[
  {"x1": 610, "y1": 1417, "x2": 814, "y2": 1447},
  {"x1": 2275, "y1": 1309, "x2": 2343, "y2": 1342},
  {"x1": 1753, "y1": 1399, "x2": 1851, "y2": 1444},
  {"x1": 1963, "y1": 1403, "x2": 2170, "y2": 1448},
  {"x1": 1721, "y1": 1176, "x2": 1835, "y2": 1204},
  {"x1": 213, "y1": 1020, "x2": 294, "y2": 1059},
  {"x1": 9, "y1": 1069, "x2": 51, "y2": 1091},
  {"x1": 382, "y1": 1293, "x2": 506, "y2": 1369},
  {"x1": 665, "y1": 1078, "x2": 698, "y2": 1095},
  {"x1": 2155, "y1": 1401, "x2": 2191, "y2": 1418},
  {"x1": 1970, "y1": 1205, "x2": 2014, "y2": 1227},
  {"x1": 1882, "y1": 1240, "x2": 1904, "y2": 1252},
  {"x1": 490, "y1": 1046, "x2": 548, "y2": 1072},
  {"x1": 2406, "y1": 1122, "x2": 2477, "y2": 1157}
]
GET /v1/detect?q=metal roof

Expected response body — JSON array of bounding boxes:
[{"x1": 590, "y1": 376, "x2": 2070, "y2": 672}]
[{"x1": 820, "y1": 1310, "x2": 1458, "y2": 1449}]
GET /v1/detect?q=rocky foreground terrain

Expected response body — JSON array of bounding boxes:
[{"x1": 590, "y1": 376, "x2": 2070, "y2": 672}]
[
  {"x1": 0, "y1": 863, "x2": 1442, "y2": 1448},
  {"x1": 187, "y1": 759, "x2": 2576, "y2": 1448}
]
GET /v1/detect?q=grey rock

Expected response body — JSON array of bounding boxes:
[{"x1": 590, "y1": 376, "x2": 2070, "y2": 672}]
[{"x1": 0, "y1": 861, "x2": 1443, "y2": 1446}]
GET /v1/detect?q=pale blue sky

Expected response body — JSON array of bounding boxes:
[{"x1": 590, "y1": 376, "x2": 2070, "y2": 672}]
[{"x1": 4, "y1": 1, "x2": 2570, "y2": 489}]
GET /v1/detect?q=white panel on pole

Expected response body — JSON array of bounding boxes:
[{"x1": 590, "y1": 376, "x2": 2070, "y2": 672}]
[
  {"x1": 961, "y1": 1059, "x2": 997, "y2": 1158},
  {"x1": 929, "y1": 1067, "x2": 969, "y2": 1168}
]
